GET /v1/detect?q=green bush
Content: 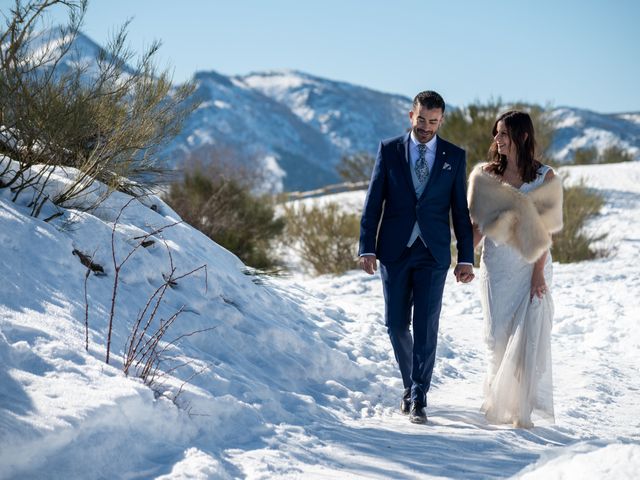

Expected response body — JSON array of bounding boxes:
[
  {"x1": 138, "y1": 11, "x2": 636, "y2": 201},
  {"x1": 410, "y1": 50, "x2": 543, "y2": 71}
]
[
  {"x1": 551, "y1": 180, "x2": 608, "y2": 263},
  {"x1": 167, "y1": 169, "x2": 285, "y2": 270},
  {"x1": 282, "y1": 202, "x2": 360, "y2": 275},
  {"x1": 571, "y1": 145, "x2": 634, "y2": 165},
  {"x1": 573, "y1": 147, "x2": 599, "y2": 165}
]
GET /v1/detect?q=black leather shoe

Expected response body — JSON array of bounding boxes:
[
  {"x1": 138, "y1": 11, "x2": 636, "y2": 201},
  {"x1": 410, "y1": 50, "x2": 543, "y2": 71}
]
[
  {"x1": 409, "y1": 403, "x2": 427, "y2": 424},
  {"x1": 400, "y1": 388, "x2": 411, "y2": 414}
]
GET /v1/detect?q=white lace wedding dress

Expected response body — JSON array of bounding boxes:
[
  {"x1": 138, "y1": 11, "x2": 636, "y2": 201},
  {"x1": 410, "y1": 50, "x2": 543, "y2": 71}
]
[{"x1": 479, "y1": 165, "x2": 555, "y2": 427}]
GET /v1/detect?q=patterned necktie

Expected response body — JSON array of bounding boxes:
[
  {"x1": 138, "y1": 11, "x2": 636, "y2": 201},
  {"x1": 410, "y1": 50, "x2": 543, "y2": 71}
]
[{"x1": 415, "y1": 143, "x2": 429, "y2": 184}]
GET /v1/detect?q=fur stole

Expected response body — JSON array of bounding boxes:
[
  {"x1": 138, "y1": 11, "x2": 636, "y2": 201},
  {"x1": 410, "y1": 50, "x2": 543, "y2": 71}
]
[{"x1": 468, "y1": 163, "x2": 563, "y2": 263}]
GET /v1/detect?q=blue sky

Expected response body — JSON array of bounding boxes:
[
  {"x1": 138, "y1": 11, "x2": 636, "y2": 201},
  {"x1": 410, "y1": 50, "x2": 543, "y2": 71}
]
[{"x1": 5, "y1": 0, "x2": 640, "y2": 113}]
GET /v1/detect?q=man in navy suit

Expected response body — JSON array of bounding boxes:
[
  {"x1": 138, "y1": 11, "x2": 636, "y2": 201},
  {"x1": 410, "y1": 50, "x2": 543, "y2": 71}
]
[{"x1": 359, "y1": 90, "x2": 474, "y2": 424}]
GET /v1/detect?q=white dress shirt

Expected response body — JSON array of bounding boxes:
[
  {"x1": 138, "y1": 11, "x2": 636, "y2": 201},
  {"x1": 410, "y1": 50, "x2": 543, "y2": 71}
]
[{"x1": 409, "y1": 131, "x2": 437, "y2": 177}]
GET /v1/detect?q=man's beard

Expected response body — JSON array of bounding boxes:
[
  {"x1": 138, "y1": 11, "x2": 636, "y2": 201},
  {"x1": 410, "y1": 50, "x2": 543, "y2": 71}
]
[{"x1": 414, "y1": 127, "x2": 435, "y2": 141}]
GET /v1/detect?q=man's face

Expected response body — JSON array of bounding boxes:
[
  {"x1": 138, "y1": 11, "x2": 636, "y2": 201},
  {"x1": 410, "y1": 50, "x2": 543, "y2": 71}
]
[{"x1": 409, "y1": 106, "x2": 444, "y2": 144}]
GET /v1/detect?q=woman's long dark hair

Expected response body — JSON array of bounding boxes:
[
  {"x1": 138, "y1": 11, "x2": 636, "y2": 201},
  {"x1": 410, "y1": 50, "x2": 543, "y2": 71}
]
[{"x1": 487, "y1": 110, "x2": 541, "y2": 183}]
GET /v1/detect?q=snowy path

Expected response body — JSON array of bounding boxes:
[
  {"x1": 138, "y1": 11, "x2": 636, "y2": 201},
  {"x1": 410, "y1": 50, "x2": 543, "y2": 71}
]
[
  {"x1": 246, "y1": 260, "x2": 636, "y2": 479},
  {"x1": 226, "y1": 162, "x2": 640, "y2": 478}
]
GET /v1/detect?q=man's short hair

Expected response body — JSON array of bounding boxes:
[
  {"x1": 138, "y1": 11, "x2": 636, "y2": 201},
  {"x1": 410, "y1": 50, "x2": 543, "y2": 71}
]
[{"x1": 413, "y1": 90, "x2": 445, "y2": 112}]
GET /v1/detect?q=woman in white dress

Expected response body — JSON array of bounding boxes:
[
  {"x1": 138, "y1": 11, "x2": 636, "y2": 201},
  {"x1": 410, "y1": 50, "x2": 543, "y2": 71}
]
[{"x1": 467, "y1": 111, "x2": 563, "y2": 428}]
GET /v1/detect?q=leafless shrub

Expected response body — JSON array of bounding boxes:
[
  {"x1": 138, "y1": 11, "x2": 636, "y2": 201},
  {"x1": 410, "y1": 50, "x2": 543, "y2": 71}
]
[
  {"x1": 121, "y1": 238, "x2": 209, "y2": 385},
  {"x1": 75, "y1": 195, "x2": 212, "y2": 403},
  {"x1": 105, "y1": 196, "x2": 183, "y2": 364}
]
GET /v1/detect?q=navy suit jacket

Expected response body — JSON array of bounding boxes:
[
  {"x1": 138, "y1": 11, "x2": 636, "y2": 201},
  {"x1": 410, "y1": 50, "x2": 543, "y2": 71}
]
[{"x1": 359, "y1": 133, "x2": 474, "y2": 267}]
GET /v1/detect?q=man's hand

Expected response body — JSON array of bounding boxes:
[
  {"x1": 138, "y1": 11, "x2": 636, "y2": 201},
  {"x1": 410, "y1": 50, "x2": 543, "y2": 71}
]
[
  {"x1": 454, "y1": 264, "x2": 474, "y2": 283},
  {"x1": 359, "y1": 255, "x2": 377, "y2": 275}
]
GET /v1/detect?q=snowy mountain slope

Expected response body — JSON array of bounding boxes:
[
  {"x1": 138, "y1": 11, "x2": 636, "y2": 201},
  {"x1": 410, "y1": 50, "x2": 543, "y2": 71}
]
[
  {"x1": 25, "y1": 27, "x2": 136, "y2": 80},
  {"x1": 549, "y1": 107, "x2": 640, "y2": 161},
  {"x1": 1, "y1": 153, "x2": 639, "y2": 479},
  {"x1": 160, "y1": 71, "x2": 342, "y2": 192},
  {"x1": 242, "y1": 70, "x2": 411, "y2": 153}
]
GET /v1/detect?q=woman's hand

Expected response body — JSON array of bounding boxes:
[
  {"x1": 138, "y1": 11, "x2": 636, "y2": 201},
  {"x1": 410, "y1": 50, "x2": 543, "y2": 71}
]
[{"x1": 530, "y1": 269, "x2": 548, "y2": 301}]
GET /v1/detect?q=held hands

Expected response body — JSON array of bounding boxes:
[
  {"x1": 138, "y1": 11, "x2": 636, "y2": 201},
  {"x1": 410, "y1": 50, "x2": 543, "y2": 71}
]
[
  {"x1": 361, "y1": 257, "x2": 476, "y2": 283},
  {"x1": 454, "y1": 264, "x2": 475, "y2": 283},
  {"x1": 359, "y1": 255, "x2": 377, "y2": 275}
]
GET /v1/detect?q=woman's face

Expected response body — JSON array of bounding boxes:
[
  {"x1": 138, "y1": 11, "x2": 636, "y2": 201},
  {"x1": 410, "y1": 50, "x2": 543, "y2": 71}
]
[{"x1": 494, "y1": 121, "x2": 514, "y2": 158}]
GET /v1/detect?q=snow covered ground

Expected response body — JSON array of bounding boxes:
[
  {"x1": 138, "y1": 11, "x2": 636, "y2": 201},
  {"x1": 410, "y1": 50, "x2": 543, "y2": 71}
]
[{"x1": 1, "y1": 160, "x2": 639, "y2": 479}]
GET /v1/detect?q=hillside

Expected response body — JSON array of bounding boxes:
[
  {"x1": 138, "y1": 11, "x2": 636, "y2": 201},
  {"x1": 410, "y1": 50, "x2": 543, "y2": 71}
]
[{"x1": 549, "y1": 107, "x2": 640, "y2": 161}]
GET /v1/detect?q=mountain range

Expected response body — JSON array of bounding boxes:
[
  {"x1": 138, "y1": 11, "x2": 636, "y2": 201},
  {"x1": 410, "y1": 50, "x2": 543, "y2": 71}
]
[
  {"x1": 162, "y1": 69, "x2": 411, "y2": 191},
  {"x1": 19, "y1": 29, "x2": 640, "y2": 191}
]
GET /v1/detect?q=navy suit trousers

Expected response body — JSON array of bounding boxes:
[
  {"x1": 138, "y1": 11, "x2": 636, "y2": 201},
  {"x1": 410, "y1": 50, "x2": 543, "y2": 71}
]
[{"x1": 380, "y1": 240, "x2": 448, "y2": 406}]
